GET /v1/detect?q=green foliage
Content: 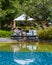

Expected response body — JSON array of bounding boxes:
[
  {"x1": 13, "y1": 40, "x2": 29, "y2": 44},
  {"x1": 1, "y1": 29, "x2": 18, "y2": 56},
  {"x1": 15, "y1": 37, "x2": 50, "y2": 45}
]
[
  {"x1": 24, "y1": 0, "x2": 52, "y2": 22},
  {"x1": 0, "y1": 0, "x2": 21, "y2": 22},
  {"x1": 38, "y1": 27, "x2": 52, "y2": 40},
  {"x1": 0, "y1": 0, "x2": 52, "y2": 30},
  {"x1": 0, "y1": 0, "x2": 23, "y2": 30},
  {"x1": 0, "y1": 30, "x2": 13, "y2": 37}
]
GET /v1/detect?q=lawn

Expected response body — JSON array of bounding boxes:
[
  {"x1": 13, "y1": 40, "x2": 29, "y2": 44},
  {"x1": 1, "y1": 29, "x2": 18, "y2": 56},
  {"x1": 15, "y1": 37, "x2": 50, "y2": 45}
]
[{"x1": 0, "y1": 42, "x2": 52, "y2": 52}]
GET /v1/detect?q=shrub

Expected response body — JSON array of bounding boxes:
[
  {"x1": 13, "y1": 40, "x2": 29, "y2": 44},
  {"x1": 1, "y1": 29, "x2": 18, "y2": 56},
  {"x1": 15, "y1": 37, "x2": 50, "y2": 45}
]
[
  {"x1": 0, "y1": 30, "x2": 13, "y2": 37},
  {"x1": 37, "y1": 27, "x2": 52, "y2": 40}
]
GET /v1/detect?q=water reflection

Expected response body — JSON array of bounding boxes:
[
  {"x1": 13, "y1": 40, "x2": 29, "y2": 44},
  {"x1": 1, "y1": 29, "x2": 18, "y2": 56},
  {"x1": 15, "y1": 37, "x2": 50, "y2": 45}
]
[
  {"x1": 14, "y1": 58, "x2": 34, "y2": 65},
  {"x1": 22, "y1": 44, "x2": 27, "y2": 48},
  {"x1": 12, "y1": 42, "x2": 39, "y2": 52},
  {"x1": 11, "y1": 42, "x2": 38, "y2": 65},
  {"x1": 27, "y1": 45, "x2": 37, "y2": 51},
  {"x1": 12, "y1": 45, "x2": 20, "y2": 53}
]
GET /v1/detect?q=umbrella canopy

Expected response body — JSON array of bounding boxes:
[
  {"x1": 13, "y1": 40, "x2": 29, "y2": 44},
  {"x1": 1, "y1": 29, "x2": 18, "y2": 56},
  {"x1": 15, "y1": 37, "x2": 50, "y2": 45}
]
[{"x1": 14, "y1": 14, "x2": 34, "y2": 21}]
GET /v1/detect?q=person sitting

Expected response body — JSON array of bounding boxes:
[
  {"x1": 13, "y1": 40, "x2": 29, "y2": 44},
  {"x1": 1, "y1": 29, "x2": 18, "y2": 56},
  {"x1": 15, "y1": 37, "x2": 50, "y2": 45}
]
[
  {"x1": 27, "y1": 28, "x2": 33, "y2": 36},
  {"x1": 12, "y1": 27, "x2": 20, "y2": 36},
  {"x1": 27, "y1": 28, "x2": 37, "y2": 36}
]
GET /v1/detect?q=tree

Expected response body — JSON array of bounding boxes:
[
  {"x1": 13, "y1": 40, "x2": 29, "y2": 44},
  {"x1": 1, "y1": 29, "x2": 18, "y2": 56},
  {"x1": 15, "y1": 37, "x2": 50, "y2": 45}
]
[
  {"x1": 23, "y1": 0, "x2": 52, "y2": 28},
  {"x1": 0, "y1": 0, "x2": 21, "y2": 30}
]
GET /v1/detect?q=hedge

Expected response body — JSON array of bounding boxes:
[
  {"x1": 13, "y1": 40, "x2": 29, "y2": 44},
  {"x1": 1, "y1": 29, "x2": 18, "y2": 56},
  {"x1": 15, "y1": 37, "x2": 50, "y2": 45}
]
[
  {"x1": 37, "y1": 27, "x2": 52, "y2": 40},
  {"x1": 0, "y1": 30, "x2": 13, "y2": 37}
]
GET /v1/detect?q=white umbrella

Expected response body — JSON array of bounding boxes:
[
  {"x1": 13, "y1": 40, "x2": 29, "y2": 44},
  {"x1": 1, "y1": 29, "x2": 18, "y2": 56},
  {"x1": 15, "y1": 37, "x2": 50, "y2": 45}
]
[{"x1": 14, "y1": 14, "x2": 34, "y2": 21}]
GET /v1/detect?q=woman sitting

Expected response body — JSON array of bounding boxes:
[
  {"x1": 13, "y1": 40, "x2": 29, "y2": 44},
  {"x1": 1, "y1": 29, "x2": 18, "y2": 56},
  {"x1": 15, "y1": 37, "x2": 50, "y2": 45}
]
[{"x1": 13, "y1": 27, "x2": 20, "y2": 36}]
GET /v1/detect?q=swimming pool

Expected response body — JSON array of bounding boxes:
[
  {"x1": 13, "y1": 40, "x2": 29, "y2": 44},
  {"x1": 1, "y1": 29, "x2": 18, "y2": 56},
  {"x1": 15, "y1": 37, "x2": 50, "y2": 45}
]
[{"x1": 0, "y1": 52, "x2": 52, "y2": 65}]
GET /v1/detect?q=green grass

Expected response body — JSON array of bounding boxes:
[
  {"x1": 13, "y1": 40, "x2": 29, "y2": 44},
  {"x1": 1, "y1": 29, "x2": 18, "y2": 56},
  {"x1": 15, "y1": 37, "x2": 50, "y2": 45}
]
[{"x1": 0, "y1": 42, "x2": 52, "y2": 52}]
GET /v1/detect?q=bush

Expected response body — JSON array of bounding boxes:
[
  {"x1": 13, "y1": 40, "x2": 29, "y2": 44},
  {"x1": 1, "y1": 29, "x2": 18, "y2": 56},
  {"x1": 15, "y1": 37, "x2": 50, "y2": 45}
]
[
  {"x1": 0, "y1": 30, "x2": 13, "y2": 37},
  {"x1": 37, "y1": 27, "x2": 52, "y2": 40}
]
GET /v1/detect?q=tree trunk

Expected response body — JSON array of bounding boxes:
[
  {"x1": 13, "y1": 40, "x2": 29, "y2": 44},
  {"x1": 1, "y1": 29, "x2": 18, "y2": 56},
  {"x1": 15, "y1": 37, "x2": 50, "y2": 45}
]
[{"x1": 12, "y1": 20, "x2": 16, "y2": 29}]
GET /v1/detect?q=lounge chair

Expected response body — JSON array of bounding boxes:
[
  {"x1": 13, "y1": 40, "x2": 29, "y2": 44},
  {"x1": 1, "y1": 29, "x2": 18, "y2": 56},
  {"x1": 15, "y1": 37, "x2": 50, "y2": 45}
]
[{"x1": 27, "y1": 30, "x2": 37, "y2": 41}]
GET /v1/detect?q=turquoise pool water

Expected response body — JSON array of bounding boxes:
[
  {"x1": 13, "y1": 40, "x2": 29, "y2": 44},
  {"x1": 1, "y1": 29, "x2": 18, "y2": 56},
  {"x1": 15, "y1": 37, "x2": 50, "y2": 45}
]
[{"x1": 0, "y1": 52, "x2": 52, "y2": 65}]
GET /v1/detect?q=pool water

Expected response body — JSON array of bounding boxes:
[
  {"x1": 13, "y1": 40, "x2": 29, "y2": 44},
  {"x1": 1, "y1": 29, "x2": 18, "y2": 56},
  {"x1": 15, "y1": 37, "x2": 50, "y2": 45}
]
[{"x1": 0, "y1": 52, "x2": 52, "y2": 65}]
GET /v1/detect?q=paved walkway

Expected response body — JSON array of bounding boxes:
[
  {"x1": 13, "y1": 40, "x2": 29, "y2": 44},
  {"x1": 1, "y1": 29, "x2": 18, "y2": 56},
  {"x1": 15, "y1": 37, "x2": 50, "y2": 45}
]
[
  {"x1": 0, "y1": 38, "x2": 52, "y2": 43},
  {"x1": 0, "y1": 38, "x2": 17, "y2": 43}
]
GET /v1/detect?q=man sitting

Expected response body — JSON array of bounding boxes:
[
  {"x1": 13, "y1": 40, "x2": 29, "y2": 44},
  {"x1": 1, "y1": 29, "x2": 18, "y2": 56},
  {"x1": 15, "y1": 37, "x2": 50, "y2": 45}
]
[
  {"x1": 26, "y1": 28, "x2": 37, "y2": 40},
  {"x1": 27, "y1": 28, "x2": 37, "y2": 36}
]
